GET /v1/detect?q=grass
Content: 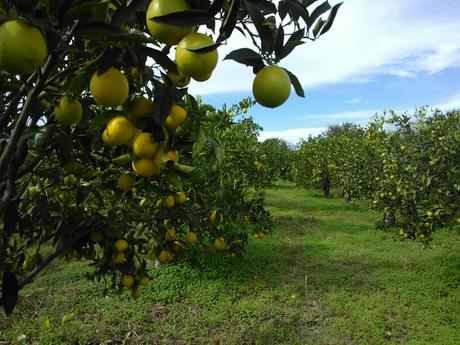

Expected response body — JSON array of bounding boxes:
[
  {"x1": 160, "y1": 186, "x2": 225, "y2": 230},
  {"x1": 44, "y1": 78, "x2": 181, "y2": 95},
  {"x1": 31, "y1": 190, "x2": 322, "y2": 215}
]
[{"x1": 1, "y1": 182, "x2": 459, "y2": 344}]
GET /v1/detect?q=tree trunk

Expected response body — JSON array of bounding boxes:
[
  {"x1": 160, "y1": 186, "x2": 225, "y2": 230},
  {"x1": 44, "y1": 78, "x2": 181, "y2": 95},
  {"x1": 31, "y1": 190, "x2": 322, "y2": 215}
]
[
  {"x1": 322, "y1": 173, "x2": 330, "y2": 197},
  {"x1": 383, "y1": 208, "x2": 396, "y2": 226}
]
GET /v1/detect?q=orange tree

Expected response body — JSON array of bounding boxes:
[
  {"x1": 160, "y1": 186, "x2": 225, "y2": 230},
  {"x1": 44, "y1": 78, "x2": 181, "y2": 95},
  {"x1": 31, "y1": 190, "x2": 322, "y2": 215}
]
[
  {"x1": 259, "y1": 138, "x2": 295, "y2": 182},
  {"x1": 0, "y1": 0, "x2": 341, "y2": 314},
  {"x1": 369, "y1": 108, "x2": 460, "y2": 242}
]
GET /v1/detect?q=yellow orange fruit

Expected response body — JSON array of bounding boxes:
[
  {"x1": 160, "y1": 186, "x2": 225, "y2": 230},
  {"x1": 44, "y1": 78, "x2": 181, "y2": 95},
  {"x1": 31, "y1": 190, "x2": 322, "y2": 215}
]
[
  {"x1": 162, "y1": 195, "x2": 175, "y2": 208},
  {"x1": 167, "y1": 68, "x2": 191, "y2": 87},
  {"x1": 128, "y1": 96, "x2": 153, "y2": 119},
  {"x1": 54, "y1": 96, "x2": 83, "y2": 125},
  {"x1": 165, "y1": 227, "x2": 176, "y2": 241},
  {"x1": 139, "y1": 277, "x2": 150, "y2": 286},
  {"x1": 146, "y1": 0, "x2": 194, "y2": 45},
  {"x1": 112, "y1": 252, "x2": 126, "y2": 264},
  {"x1": 209, "y1": 209, "x2": 223, "y2": 225},
  {"x1": 253, "y1": 65, "x2": 291, "y2": 108},
  {"x1": 133, "y1": 286, "x2": 142, "y2": 298},
  {"x1": 132, "y1": 158, "x2": 159, "y2": 177},
  {"x1": 132, "y1": 132, "x2": 159, "y2": 158},
  {"x1": 213, "y1": 237, "x2": 226, "y2": 251},
  {"x1": 90, "y1": 67, "x2": 129, "y2": 107},
  {"x1": 165, "y1": 104, "x2": 187, "y2": 131},
  {"x1": 157, "y1": 249, "x2": 171, "y2": 263},
  {"x1": 175, "y1": 191, "x2": 186, "y2": 205},
  {"x1": 122, "y1": 275, "x2": 134, "y2": 287},
  {"x1": 176, "y1": 33, "x2": 218, "y2": 80},
  {"x1": 165, "y1": 150, "x2": 179, "y2": 163},
  {"x1": 105, "y1": 116, "x2": 136, "y2": 145},
  {"x1": 0, "y1": 19, "x2": 48, "y2": 75},
  {"x1": 185, "y1": 231, "x2": 197, "y2": 245},
  {"x1": 117, "y1": 173, "x2": 135, "y2": 191},
  {"x1": 114, "y1": 239, "x2": 129, "y2": 252}
]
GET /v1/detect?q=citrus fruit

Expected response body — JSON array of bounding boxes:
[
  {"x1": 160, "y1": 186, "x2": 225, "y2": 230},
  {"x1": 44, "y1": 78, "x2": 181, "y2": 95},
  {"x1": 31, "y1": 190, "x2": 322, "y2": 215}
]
[
  {"x1": 105, "y1": 116, "x2": 136, "y2": 145},
  {"x1": 102, "y1": 129, "x2": 116, "y2": 146},
  {"x1": 128, "y1": 96, "x2": 153, "y2": 120},
  {"x1": 162, "y1": 195, "x2": 175, "y2": 208},
  {"x1": 122, "y1": 275, "x2": 134, "y2": 287},
  {"x1": 146, "y1": 0, "x2": 194, "y2": 45},
  {"x1": 167, "y1": 68, "x2": 191, "y2": 87},
  {"x1": 252, "y1": 65, "x2": 291, "y2": 108},
  {"x1": 0, "y1": 19, "x2": 48, "y2": 75},
  {"x1": 132, "y1": 158, "x2": 159, "y2": 177},
  {"x1": 54, "y1": 96, "x2": 83, "y2": 125},
  {"x1": 165, "y1": 227, "x2": 176, "y2": 241},
  {"x1": 117, "y1": 173, "x2": 135, "y2": 191},
  {"x1": 140, "y1": 277, "x2": 150, "y2": 285},
  {"x1": 133, "y1": 286, "x2": 142, "y2": 299},
  {"x1": 209, "y1": 209, "x2": 223, "y2": 225},
  {"x1": 157, "y1": 249, "x2": 171, "y2": 263},
  {"x1": 176, "y1": 33, "x2": 218, "y2": 80},
  {"x1": 165, "y1": 150, "x2": 179, "y2": 163},
  {"x1": 132, "y1": 132, "x2": 159, "y2": 158},
  {"x1": 90, "y1": 67, "x2": 129, "y2": 107},
  {"x1": 193, "y1": 73, "x2": 211, "y2": 82},
  {"x1": 112, "y1": 252, "x2": 126, "y2": 264},
  {"x1": 185, "y1": 231, "x2": 197, "y2": 245},
  {"x1": 213, "y1": 237, "x2": 226, "y2": 251},
  {"x1": 114, "y1": 239, "x2": 129, "y2": 252},
  {"x1": 165, "y1": 104, "x2": 187, "y2": 131},
  {"x1": 175, "y1": 191, "x2": 186, "y2": 205}
]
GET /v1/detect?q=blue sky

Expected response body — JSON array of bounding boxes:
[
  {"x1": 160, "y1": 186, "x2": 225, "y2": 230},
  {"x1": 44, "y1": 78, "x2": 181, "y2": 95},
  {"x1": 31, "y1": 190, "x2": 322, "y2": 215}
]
[{"x1": 185, "y1": 0, "x2": 460, "y2": 143}]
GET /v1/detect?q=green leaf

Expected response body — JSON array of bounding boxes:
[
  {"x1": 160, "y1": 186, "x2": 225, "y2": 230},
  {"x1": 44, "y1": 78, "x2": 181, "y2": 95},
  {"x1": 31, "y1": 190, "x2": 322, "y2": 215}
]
[
  {"x1": 209, "y1": 0, "x2": 225, "y2": 16},
  {"x1": 112, "y1": 154, "x2": 133, "y2": 165},
  {"x1": 218, "y1": 0, "x2": 240, "y2": 42},
  {"x1": 244, "y1": 0, "x2": 274, "y2": 53},
  {"x1": 192, "y1": 127, "x2": 207, "y2": 158},
  {"x1": 274, "y1": 25, "x2": 285, "y2": 59},
  {"x1": 186, "y1": 42, "x2": 222, "y2": 54},
  {"x1": 277, "y1": 28, "x2": 304, "y2": 59},
  {"x1": 165, "y1": 170, "x2": 183, "y2": 190},
  {"x1": 313, "y1": 17, "x2": 325, "y2": 37},
  {"x1": 1, "y1": 270, "x2": 18, "y2": 316},
  {"x1": 139, "y1": 47, "x2": 177, "y2": 73},
  {"x1": 150, "y1": 10, "x2": 213, "y2": 26},
  {"x1": 172, "y1": 163, "x2": 196, "y2": 174},
  {"x1": 306, "y1": 1, "x2": 331, "y2": 29},
  {"x1": 111, "y1": 0, "x2": 150, "y2": 25},
  {"x1": 66, "y1": 69, "x2": 93, "y2": 98},
  {"x1": 224, "y1": 48, "x2": 264, "y2": 69},
  {"x1": 63, "y1": 1, "x2": 110, "y2": 25},
  {"x1": 80, "y1": 22, "x2": 156, "y2": 44},
  {"x1": 285, "y1": 0, "x2": 309, "y2": 24},
  {"x1": 214, "y1": 139, "x2": 225, "y2": 165},
  {"x1": 284, "y1": 68, "x2": 305, "y2": 97},
  {"x1": 317, "y1": 2, "x2": 343, "y2": 36}
]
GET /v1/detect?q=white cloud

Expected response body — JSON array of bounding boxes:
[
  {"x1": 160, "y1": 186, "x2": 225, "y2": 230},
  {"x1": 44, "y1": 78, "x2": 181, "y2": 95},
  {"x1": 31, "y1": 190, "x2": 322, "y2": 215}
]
[
  {"x1": 434, "y1": 91, "x2": 460, "y2": 111},
  {"x1": 187, "y1": 0, "x2": 460, "y2": 96},
  {"x1": 346, "y1": 98, "x2": 364, "y2": 104},
  {"x1": 259, "y1": 127, "x2": 327, "y2": 143},
  {"x1": 302, "y1": 109, "x2": 377, "y2": 121}
]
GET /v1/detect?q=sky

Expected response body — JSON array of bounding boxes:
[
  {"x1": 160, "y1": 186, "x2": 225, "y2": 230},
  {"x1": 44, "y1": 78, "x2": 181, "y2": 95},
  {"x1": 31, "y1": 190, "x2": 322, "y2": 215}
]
[{"x1": 184, "y1": 0, "x2": 460, "y2": 144}]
